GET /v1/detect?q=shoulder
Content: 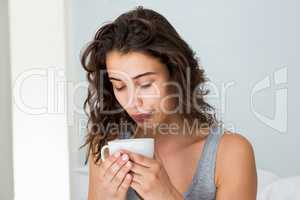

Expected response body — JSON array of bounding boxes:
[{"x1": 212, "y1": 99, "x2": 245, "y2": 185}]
[
  {"x1": 215, "y1": 130, "x2": 257, "y2": 186},
  {"x1": 218, "y1": 131, "x2": 254, "y2": 154}
]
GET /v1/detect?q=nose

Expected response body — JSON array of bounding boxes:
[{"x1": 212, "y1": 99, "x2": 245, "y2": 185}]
[{"x1": 126, "y1": 85, "x2": 143, "y2": 111}]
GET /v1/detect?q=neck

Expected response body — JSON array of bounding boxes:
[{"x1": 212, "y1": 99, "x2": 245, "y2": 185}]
[{"x1": 134, "y1": 114, "x2": 210, "y2": 154}]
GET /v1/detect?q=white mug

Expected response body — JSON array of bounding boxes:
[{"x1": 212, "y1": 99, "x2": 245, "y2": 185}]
[{"x1": 101, "y1": 138, "x2": 154, "y2": 161}]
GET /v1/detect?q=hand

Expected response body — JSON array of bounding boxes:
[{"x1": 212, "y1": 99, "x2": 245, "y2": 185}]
[
  {"x1": 120, "y1": 149, "x2": 184, "y2": 200},
  {"x1": 90, "y1": 151, "x2": 133, "y2": 200}
]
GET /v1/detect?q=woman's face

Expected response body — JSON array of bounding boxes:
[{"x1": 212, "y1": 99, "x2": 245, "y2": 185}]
[{"x1": 106, "y1": 50, "x2": 177, "y2": 129}]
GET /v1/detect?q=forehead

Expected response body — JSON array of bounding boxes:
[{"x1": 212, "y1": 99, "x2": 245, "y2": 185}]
[{"x1": 106, "y1": 50, "x2": 164, "y2": 79}]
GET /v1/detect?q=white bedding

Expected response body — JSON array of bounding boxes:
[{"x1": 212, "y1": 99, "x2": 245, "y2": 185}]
[{"x1": 257, "y1": 169, "x2": 300, "y2": 200}]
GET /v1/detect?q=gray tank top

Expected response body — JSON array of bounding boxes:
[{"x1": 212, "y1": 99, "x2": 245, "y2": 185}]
[{"x1": 119, "y1": 125, "x2": 224, "y2": 200}]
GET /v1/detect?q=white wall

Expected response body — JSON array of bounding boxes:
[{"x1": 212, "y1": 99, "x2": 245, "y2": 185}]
[
  {"x1": 70, "y1": 0, "x2": 300, "y2": 178},
  {"x1": 8, "y1": 0, "x2": 71, "y2": 199},
  {"x1": 0, "y1": 0, "x2": 14, "y2": 199},
  {"x1": 67, "y1": 1, "x2": 300, "y2": 199}
]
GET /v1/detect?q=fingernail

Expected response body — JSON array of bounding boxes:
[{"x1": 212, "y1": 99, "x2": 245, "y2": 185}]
[
  {"x1": 126, "y1": 174, "x2": 131, "y2": 179},
  {"x1": 114, "y1": 151, "x2": 121, "y2": 158},
  {"x1": 122, "y1": 154, "x2": 128, "y2": 161}
]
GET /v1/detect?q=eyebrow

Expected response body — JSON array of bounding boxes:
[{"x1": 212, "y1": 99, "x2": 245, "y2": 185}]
[{"x1": 109, "y1": 71, "x2": 157, "y2": 81}]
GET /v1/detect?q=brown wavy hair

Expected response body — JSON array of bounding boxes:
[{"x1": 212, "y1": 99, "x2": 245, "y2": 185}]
[{"x1": 80, "y1": 6, "x2": 220, "y2": 165}]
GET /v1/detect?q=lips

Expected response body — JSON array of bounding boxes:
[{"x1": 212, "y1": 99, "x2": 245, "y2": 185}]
[{"x1": 131, "y1": 113, "x2": 152, "y2": 123}]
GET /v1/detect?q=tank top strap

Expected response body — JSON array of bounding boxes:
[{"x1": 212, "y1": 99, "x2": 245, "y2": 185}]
[
  {"x1": 184, "y1": 124, "x2": 224, "y2": 199},
  {"x1": 198, "y1": 125, "x2": 224, "y2": 183}
]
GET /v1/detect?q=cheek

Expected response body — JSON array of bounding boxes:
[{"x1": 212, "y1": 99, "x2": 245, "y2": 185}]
[
  {"x1": 140, "y1": 81, "x2": 167, "y2": 105},
  {"x1": 151, "y1": 82, "x2": 176, "y2": 112},
  {"x1": 150, "y1": 88, "x2": 175, "y2": 125},
  {"x1": 139, "y1": 86, "x2": 160, "y2": 103},
  {"x1": 162, "y1": 83, "x2": 179, "y2": 111},
  {"x1": 113, "y1": 91, "x2": 128, "y2": 108}
]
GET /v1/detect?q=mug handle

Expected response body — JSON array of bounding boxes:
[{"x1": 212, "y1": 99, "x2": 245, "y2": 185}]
[{"x1": 101, "y1": 145, "x2": 109, "y2": 161}]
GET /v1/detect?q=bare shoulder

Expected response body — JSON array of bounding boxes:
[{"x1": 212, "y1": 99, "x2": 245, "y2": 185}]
[
  {"x1": 215, "y1": 130, "x2": 257, "y2": 187},
  {"x1": 218, "y1": 131, "x2": 254, "y2": 153}
]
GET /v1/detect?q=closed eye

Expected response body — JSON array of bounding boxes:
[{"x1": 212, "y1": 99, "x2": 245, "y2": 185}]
[
  {"x1": 113, "y1": 85, "x2": 125, "y2": 91},
  {"x1": 140, "y1": 83, "x2": 152, "y2": 88},
  {"x1": 113, "y1": 82, "x2": 152, "y2": 91}
]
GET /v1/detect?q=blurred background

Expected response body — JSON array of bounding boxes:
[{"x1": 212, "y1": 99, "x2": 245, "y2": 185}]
[{"x1": 0, "y1": 0, "x2": 299, "y2": 200}]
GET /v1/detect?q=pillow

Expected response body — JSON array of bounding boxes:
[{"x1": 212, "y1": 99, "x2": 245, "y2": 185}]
[
  {"x1": 257, "y1": 169, "x2": 280, "y2": 197},
  {"x1": 259, "y1": 176, "x2": 300, "y2": 200}
]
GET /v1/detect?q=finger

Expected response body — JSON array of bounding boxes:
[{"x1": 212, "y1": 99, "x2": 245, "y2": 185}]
[
  {"x1": 131, "y1": 172, "x2": 143, "y2": 184},
  {"x1": 104, "y1": 153, "x2": 129, "y2": 182},
  {"x1": 100, "y1": 151, "x2": 122, "y2": 177},
  {"x1": 118, "y1": 173, "x2": 133, "y2": 193},
  {"x1": 120, "y1": 149, "x2": 154, "y2": 167},
  {"x1": 111, "y1": 160, "x2": 132, "y2": 191},
  {"x1": 130, "y1": 161, "x2": 148, "y2": 175},
  {"x1": 130, "y1": 179, "x2": 143, "y2": 195}
]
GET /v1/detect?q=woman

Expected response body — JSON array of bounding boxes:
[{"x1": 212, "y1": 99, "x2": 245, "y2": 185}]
[{"x1": 80, "y1": 6, "x2": 257, "y2": 200}]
